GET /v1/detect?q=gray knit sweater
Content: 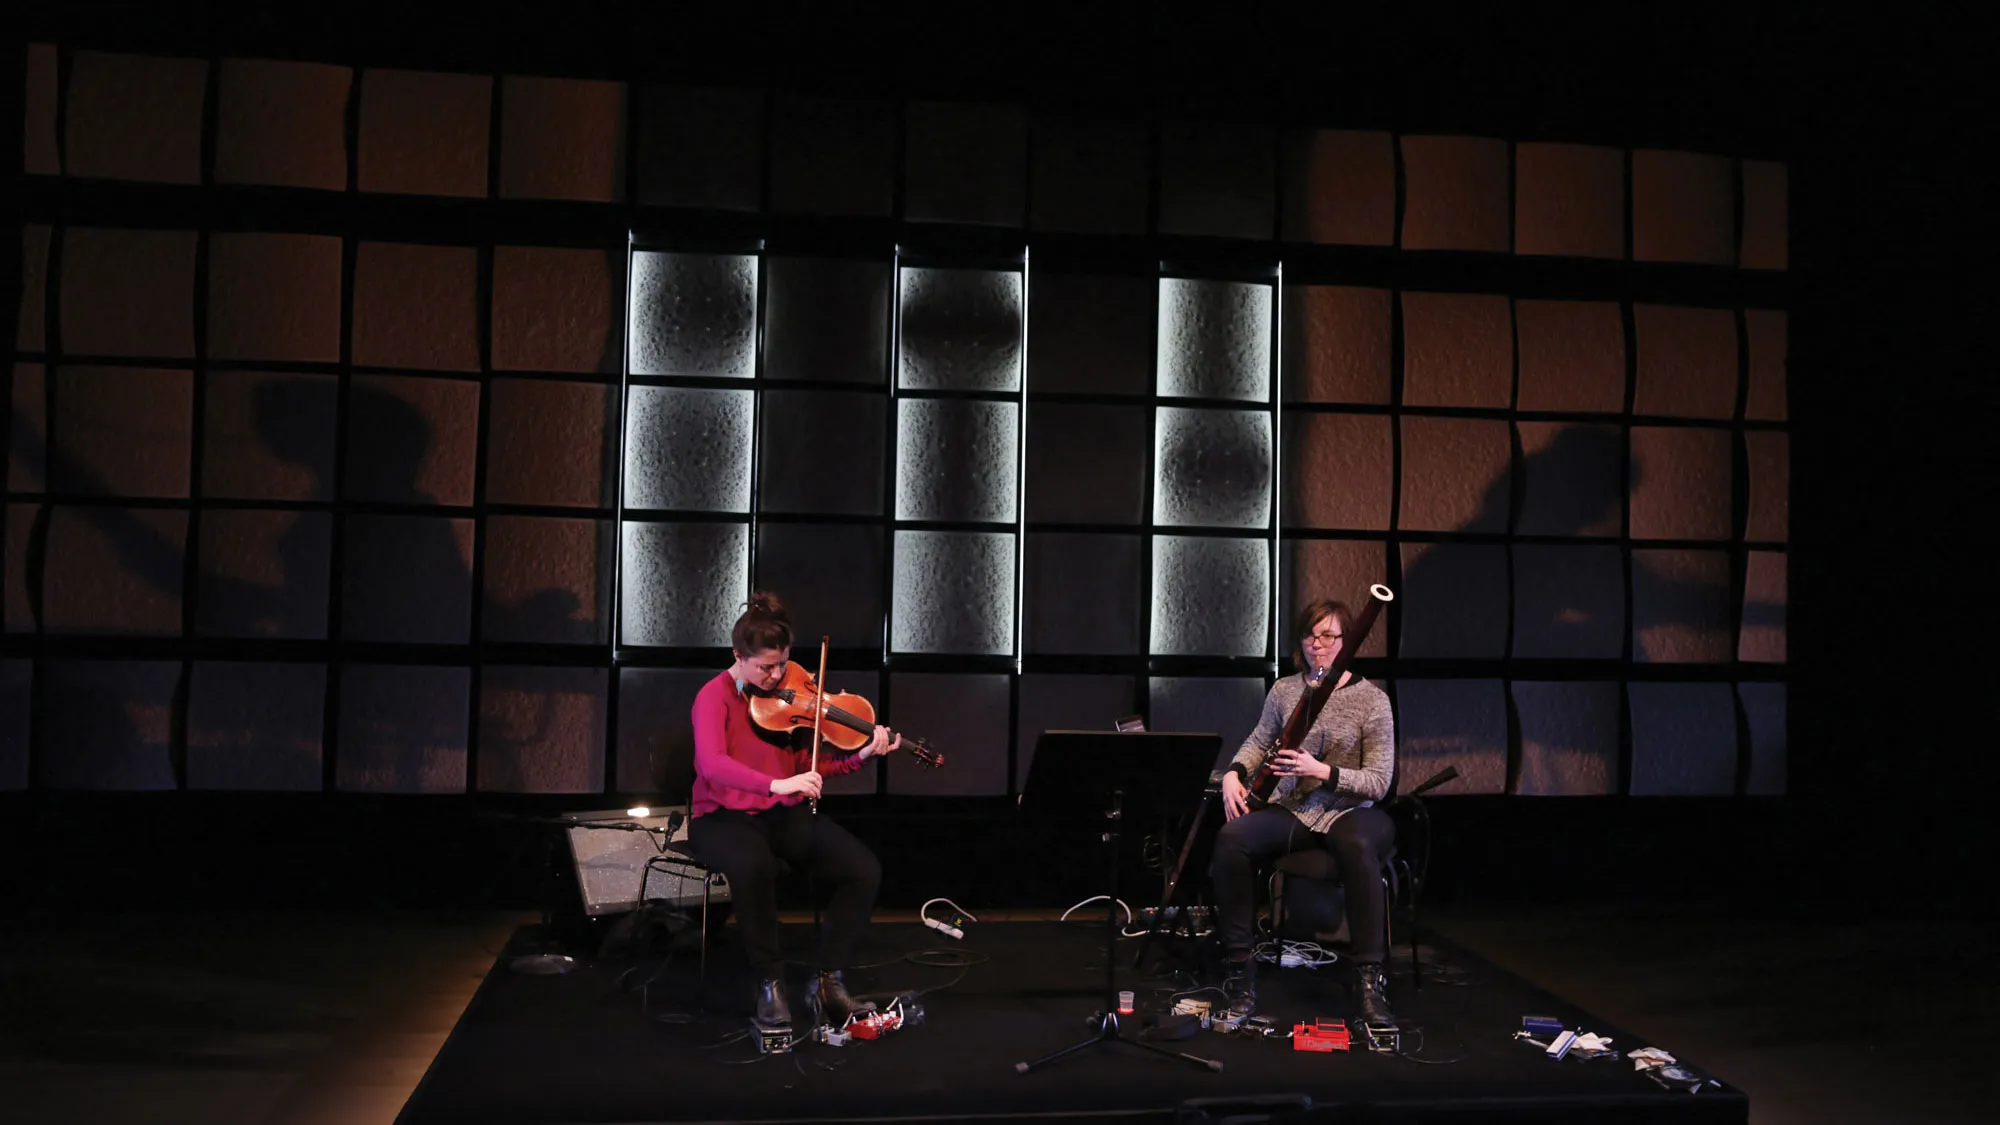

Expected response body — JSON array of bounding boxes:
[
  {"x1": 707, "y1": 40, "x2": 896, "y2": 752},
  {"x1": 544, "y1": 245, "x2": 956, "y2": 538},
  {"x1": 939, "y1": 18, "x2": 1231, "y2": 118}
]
[{"x1": 1228, "y1": 674, "x2": 1396, "y2": 833}]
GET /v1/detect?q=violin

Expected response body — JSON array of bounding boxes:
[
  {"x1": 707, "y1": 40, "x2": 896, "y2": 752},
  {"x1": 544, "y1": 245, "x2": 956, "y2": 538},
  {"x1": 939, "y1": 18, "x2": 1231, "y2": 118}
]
[{"x1": 746, "y1": 661, "x2": 945, "y2": 769}]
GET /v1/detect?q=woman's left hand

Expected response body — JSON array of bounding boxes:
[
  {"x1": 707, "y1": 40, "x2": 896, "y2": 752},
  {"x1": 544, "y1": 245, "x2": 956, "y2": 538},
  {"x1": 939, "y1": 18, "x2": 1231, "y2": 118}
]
[
  {"x1": 864, "y1": 725, "x2": 901, "y2": 759},
  {"x1": 1272, "y1": 748, "x2": 1331, "y2": 781}
]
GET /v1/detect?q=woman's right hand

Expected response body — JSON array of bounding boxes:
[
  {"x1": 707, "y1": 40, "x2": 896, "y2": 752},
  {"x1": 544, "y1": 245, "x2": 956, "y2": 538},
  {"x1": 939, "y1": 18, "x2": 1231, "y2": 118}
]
[
  {"x1": 770, "y1": 770, "x2": 823, "y2": 800},
  {"x1": 1221, "y1": 771, "x2": 1249, "y2": 821}
]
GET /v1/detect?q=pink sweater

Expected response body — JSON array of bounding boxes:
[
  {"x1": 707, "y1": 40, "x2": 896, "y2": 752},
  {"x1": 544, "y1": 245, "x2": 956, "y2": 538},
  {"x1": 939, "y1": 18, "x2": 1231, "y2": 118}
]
[{"x1": 689, "y1": 670, "x2": 868, "y2": 817}]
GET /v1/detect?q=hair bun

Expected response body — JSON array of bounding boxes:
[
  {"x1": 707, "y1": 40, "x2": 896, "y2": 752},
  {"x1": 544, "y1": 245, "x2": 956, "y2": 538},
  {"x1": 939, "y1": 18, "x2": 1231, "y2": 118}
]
[{"x1": 745, "y1": 590, "x2": 787, "y2": 618}]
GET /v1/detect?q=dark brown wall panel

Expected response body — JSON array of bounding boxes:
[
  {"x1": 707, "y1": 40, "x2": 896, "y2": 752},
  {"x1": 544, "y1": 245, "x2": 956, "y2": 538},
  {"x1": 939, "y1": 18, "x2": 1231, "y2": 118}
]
[
  {"x1": 1632, "y1": 149, "x2": 1734, "y2": 265},
  {"x1": 1398, "y1": 416, "x2": 1511, "y2": 532},
  {"x1": 24, "y1": 43, "x2": 59, "y2": 176},
  {"x1": 215, "y1": 58, "x2": 352, "y2": 190},
  {"x1": 1401, "y1": 291, "x2": 1513, "y2": 408},
  {"x1": 358, "y1": 68, "x2": 491, "y2": 198},
  {"x1": 200, "y1": 371, "x2": 338, "y2": 502},
  {"x1": 1740, "y1": 159, "x2": 1789, "y2": 270},
  {"x1": 64, "y1": 51, "x2": 206, "y2": 184},
  {"x1": 1515, "y1": 299, "x2": 1625, "y2": 413},
  {"x1": 207, "y1": 233, "x2": 343, "y2": 363},
  {"x1": 1285, "y1": 538, "x2": 1391, "y2": 658},
  {"x1": 345, "y1": 374, "x2": 481, "y2": 507},
  {"x1": 485, "y1": 378, "x2": 614, "y2": 509},
  {"x1": 1282, "y1": 286, "x2": 1391, "y2": 404},
  {"x1": 60, "y1": 227, "x2": 198, "y2": 358},
  {"x1": 51, "y1": 366, "x2": 192, "y2": 498},
  {"x1": 351, "y1": 242, "x2": 481, "y2": 371},
  {"x1": 499, "y1": 76, "x2": 627, "y2": 203},
  {"x1": 1281, "y1": 129, "x2": 1395, "y2": 246},
  {"x1": 1282, "y1": 412, "x2": 1392, "y2": 530},
  {"x1": 1400, "y1": 135, "x2": 1509, "y2": 252},
  {"x1": 18, "y1": 225, "x2": 50, "y2": 351},
  {"x1": 1745, "y1": 310, "x2": 1788, "y2": 421},
  {"x1": 1629, "y1": 426, "x2": 1732, "y2": 540},
  {"x1": 1515, "y1": 142, "x2": 1624, "y2": 259},
  {"x1": 1633, "y1": 304, "x2": 1738, "y2": 419},
  {"x1": 491, "y1": 247, "x2": 622, "y2": 374}
]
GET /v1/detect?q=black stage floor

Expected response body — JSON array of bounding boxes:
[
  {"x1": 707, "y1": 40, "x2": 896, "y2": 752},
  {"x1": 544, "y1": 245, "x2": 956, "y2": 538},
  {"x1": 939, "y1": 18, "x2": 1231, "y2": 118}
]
[{"x1": 396, "y1": 919, "x2": 1746, "y2": 1125}]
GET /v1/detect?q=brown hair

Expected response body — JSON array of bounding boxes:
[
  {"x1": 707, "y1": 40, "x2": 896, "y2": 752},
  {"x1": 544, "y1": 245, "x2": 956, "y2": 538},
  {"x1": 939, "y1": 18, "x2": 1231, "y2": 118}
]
[
  {"x1": 732, "y1": 591, "x2": 793, "y2": 655},
  {"x1": 1290, "y1": 598, "x2": 1352, "y2": 672}
]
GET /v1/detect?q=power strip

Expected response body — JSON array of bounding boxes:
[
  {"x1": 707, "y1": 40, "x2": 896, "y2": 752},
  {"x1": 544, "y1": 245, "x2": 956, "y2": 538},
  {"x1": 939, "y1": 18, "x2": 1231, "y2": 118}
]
[{"x1": 923, "y1": 916, "x2": 964, "y2": 940}]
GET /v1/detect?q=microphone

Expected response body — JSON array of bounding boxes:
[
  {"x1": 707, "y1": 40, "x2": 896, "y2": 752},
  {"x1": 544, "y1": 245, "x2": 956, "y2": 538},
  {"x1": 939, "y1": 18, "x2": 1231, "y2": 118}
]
[{"x1": 1407, "y1": 766, "x2": 1460, "y2": 798}]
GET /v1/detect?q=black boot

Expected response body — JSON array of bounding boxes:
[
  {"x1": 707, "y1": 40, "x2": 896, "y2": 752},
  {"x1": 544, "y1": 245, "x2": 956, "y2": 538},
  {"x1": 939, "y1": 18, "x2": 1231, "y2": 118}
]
[
  {"x1": 1354, "y1": 961, "x2": 1395, "y2": 1027},
  {"x1": 1221, "y1": 953, "x2": 1257, "y2": 1022},
  {"x1": 814, "y1": 969, "x2": 875, "y2": 1026},
  {"x1": 754, "y1": 977, "x2": 791, "y2": 1029}
]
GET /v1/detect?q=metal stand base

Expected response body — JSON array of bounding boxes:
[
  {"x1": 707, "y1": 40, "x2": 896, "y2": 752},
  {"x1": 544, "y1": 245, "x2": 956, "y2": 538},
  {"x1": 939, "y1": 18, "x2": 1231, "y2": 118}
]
[{"x1": 1014, "y1": 1010, "x2": 1222, "y2": 1075}]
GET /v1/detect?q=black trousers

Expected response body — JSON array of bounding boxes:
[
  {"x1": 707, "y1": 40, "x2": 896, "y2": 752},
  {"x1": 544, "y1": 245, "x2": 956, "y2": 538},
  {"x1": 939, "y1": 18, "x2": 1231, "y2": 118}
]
[
  {"x1": 1209, "y1": 804, "x2": 1396, "y2": 965},
  {"x1": 687, "y1": 802, "x2": 881, "y2": 977}
]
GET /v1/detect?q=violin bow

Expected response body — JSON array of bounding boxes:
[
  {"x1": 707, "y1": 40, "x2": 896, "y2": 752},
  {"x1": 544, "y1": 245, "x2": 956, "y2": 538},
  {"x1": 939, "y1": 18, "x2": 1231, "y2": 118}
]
[{"x1": 808, "y1": 635, "x2": 829, "y2": 815}]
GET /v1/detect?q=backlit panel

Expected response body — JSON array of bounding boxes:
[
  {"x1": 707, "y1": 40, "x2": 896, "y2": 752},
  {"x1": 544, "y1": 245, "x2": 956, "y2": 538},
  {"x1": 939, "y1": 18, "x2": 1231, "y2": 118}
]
[
  {"x1": 1392, "y1": 680, "x2": 1507, "y2": 795},
  {"x1": 896, "y1": 399, "x2": 1019, "y2": 523},
  {"x1": 1628, "y1": 682, "x2": 1738, "y2": 796},
  {"x1": 185, "y1": 662, "x2": 326, "y2": 790},
  {"x1": 1150, "y1": 536, "x2": 1267, "y2": 657},
  {"x1": 619, "y1": 522, "x2": 746, "y2": 648},
  {"x1": 628, "y1": 252, "x2": 758, "y2": 379},
  {"x1": 1154, "y1": 407, "x2": 1271, "y2": 529},
  {"x1": 622, "y1": 386, "x2": 753, "y2": 513},
  {"x1": 890, "y1": 531, "x2": 1014, "y2": 655},
  {"x1": 1512, "y1": 681, "x2": 1620, "y2": 796},
  {"x1": 1158, "y1": 279, "x2": 1271, "y2": 402},
  {"x1": 478, "y1": 667, "x2": 608, "y2": 793},
  {"x1": 898, "y1": 268, "x2": 1023, "y2": 392}
]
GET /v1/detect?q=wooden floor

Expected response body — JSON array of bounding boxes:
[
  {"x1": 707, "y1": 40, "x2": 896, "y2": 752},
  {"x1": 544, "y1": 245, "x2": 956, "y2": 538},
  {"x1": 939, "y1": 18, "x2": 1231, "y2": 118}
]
[{"x1": 0, "y1": 901, "x2": 1989, "y2": 1125}]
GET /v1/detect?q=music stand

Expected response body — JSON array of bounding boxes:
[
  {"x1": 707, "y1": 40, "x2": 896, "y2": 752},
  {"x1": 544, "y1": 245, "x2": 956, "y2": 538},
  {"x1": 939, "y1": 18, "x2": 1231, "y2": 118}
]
[{"x1": 1014, "y1": 730, "x2": 1224, "y2": 1075}]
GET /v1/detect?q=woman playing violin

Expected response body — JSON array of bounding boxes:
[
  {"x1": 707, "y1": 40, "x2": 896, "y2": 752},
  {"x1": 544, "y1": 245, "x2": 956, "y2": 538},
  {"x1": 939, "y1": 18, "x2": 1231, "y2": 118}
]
[{"x1": 688, "y1": 591, "x2": 901, "y2": 1032}]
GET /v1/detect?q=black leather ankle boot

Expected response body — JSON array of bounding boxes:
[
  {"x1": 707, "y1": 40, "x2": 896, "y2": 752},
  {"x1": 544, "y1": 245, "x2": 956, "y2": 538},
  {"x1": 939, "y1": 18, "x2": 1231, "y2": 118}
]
[
  {"x1": 754, "y1": 977, "x2": 791, "y2": 1029},
  {"x1": 814, "y1": 969, "x2": 875, "y2": 1025},
  {"x1": 1354, "y1": 961, "x2": 1395, "y2": 1026},
  {"x1": 1222, "y1": 954, "x2": 1257, "y2": 1021}
]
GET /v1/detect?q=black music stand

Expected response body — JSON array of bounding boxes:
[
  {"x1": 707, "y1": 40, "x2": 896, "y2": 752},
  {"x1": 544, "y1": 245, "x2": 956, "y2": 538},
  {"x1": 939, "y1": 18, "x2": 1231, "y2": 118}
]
[{"x1": 1014, "y1": 730, "x2": 1224, "y2": 1075}]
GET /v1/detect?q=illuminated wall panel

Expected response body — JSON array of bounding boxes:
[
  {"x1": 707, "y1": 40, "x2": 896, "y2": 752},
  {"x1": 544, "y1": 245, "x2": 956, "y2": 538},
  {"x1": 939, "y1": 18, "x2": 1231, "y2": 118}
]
[
  {"x1": 899, "y1": 268, "x2": 1023, "y2": 392},
  {"x1": 345, "y1": 375, "x2": 481, "y2": 507},
  {"x1": 1516, "y1": 422, "x2": 1624, "y2": 537},
  {"x1": 485, "y1": 379, "x2": 614, "y2": 508},
  {"x1": 200, "y1": 371, "x2": 338, "y2": 502},
  {"x1": 1023, "y1": 532, "x2": 1143, "y2": 655},
  {"x1": 1282, "y1": 286, "x2": 1391, "y2": 405},
  {"x1": 1513, "y1": 680, "x2": 1620, "y2": 796},
  {"x1": 897, "y1": 399, "x2": 1019, "y2": 523},
  {"x1": 215, "y1": 58, "x2": 351, "y2": 190},
  {"x1": 64, "y1": 51, "x2": 206, "y2": 184},
  {"x1": 1155, "y1": 407, "x2": 1271, "y2": 529},
  {"x1": 1397, "y1": 541, "x2": 1507, "y2": 659},
  {"x1": 1633, "y1": 149, "x2": 1734, "y2": 265},
  {"x1": 1400, "y1": 135, "x2": 1510, "y2": 252},
  {"x1": 36, "y1": 661, "x2": 180, "y2": 789},
  {"x1": 207, "y1": 233, "x2": 343, "y2": 364},
  {"x1": 890, "y1": 531, "x2": 1013, "y2": 655},
  {"x1": 1401, "y1": 292, "x2": 1513, "y2": 408},
  {"x1": 770, "y1": 95, "x2": 893, "y2": 217},
  {"x1": 51, "y1": 366, "x2": 192, "y2": 498},
  {"x1": 1514, "y1": 142, "x2": 1624, "y2": 259},
  {"x1": 352, "y1": 243, "x2": 481, "y2": 372},
  {"x1": 622, "y1": 386, "x2": 753, "y2": 513},
  {"x1": 1284, "y1": 539, "x2": 1392, "y2": 659},
  {"x1": 1281, "y1": 413, "x2": 1392, "y2": 530},
  {"x1": 185, "y1": 662, "x2": 326, "y2": 790},
  {"x1": 1280, "y1": 129, "x2": 1395, "y2": 246},
  {"x1": 1392, "y1": 680, "x2": 1507, "y2": 795},
  {"x1": 336, "y1": 664, "x2": 469, "y2": 794},
  {"x1": 1398, "y1": 417, "x2": 1511, "y2": 533},
  {"x1": 358, "y1": 68, "x2": 491, "y2": 198},
  {"x1": 619, "y1": 522, "x2": 746, "y2": 647},
  {"x1": 1030, "y1": 117, "x2": 1148, "y2": 235},
  {"x1": 884, "y1": 673, "x2": 1010, "y2": 796},
  {"x1": 1631, "y1": 548, "x2": 1733, "y2": 663},
  {"x1": 758, "y1": 390, "x2": 885, "y2": 515},
  {"x1": 1022, "y1": 403, "x2": 1149, "y2": 524},
  {"x1": 1016, "y1": 674, "x2": 1140, "y2": 791},
  {"x1": 1025, "y1": 273, "x2": 1153, "y2": 396},
  {"x1": 195, "y1": 509, "x2": 332, "y2": 639},
  {"x1": 481, "y1": 516, "x2": 611, "y2": 645},
  {"x1": 59, "y1": 227, "x2": 197, "y2": 358},
  {"x1": 1515, "y1": 299, "x2": 1626, "y2": 413},
  {"x1": 1151, "y1": 536, "x2": 1267, "y2": 657},
  {"x1": 340, "y1": 515, "x2": 475, "y2": 644},
  {"x1": 1633, "y1": 305, "x2": 1738, "y2": 420},
  {"x1": 1740, "y1": 160, "x2": 1790, "y2": 270},
  {"x1": 1158, "y1": 279, "x2": 1270, "y2": 402},
  {"x1": 905, "y1": 102, "x2": 1027, "y2": 226},
  {"x1": 1628, "y1": 682, "x2": 1738, "y2": 796},
  {"x1": 629, "y1": 252, "x2": 758, "y2": 378},
  {"x1": 1159, "y1": 120, "x2": 1276, "y2": 240},
  {"x1": 492, "y1": 247, "x2": 622, "y2": 374},
  {"x1": 499, "y1": 76, "x2": 626, "y2": 203},
  {"x1": 637, "y1": 85, "x2": 763, "y2": 211},
  {"x1": 477, "y1": 667, "x2": 608, "y2": 793},
  {"x1": 764, "y1": 257, "x2": 891, "y2": 384},
  {"x1": 1512, "y1": 543, "x2": 1624, "y2": 658},
  {"x1": 1630, "y1": 427, "x2": 1732, "y2": 541}
]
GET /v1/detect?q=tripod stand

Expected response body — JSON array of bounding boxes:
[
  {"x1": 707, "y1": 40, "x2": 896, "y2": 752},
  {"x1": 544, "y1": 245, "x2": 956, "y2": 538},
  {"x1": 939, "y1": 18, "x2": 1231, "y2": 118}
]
[{"x1": 1014, "y1": 731, "x2": 1223, "y2": 1075}]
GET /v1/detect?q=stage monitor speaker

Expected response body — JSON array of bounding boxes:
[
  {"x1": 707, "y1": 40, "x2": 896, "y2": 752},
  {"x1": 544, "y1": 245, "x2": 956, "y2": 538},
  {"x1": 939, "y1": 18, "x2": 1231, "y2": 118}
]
[{"x1": 563, "y1": 807, "x2": 730, "y2": 917}]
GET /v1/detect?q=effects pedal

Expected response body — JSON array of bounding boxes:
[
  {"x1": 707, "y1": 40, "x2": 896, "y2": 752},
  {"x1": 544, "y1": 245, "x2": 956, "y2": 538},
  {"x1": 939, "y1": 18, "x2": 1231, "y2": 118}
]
[
  {"x1": 755, "y1": 1022, "x2": 794, "y2": 1054},
  {"x1": 1292, "y1": 1019, "x2": 1351, "y2": 1052},
  {"x1": 1355, "y1": 1020, "x2": 1400, "y2": 1054}
]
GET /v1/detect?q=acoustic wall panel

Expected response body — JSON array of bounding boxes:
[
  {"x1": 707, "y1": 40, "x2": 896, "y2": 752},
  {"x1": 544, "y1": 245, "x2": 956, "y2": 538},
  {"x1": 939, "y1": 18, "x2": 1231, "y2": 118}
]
[
  {"x1": 1516, "y1": 423, "x2": 1624, "y2": 538},
  {"x1": 185, "y1": 661, "x2": 326, "y2": 790},
  {"x1": 482, "y1": 516, "x2": 612, "y2": 645},
  {"x1": 195, "y1": 509, "x2": 333, "y2": 639},
  {"x1": 1400, "y1": 135, "x2": 1510, "y2": 252},
  {"x1": 752, "y1": 522, "x2": 886, "y2": 647},
  {"x1": 59, "y1": 227, "x2": 197, "y2": 359},
  {"x1": 623, "y1": 386, "x2": 753, "y2": 513},
  {"x1": 884, "y1": 673, "x2": 1009, "y2": 796},
  {"x1": 758, "y1": 390, "x2": 885, "y2": 516},
  {"x1": 336, "y1": 664, "x2": 469, "y2": 793},
  {"x1": 1401, "y1": 291, "x2": 1513, "y2": 409},
  {"x1": 51, "y1": 366, "x2": 192, "y2": 498},
  {"x1": 1283, "y1": 539, "x2": 1392, "y2": 660},
  {"x1": 36, "y1": 660, "x2": 181, "y2": 789},
  {"x1": 1154, "y1": 407, "x2": 1271, "y2": 529},
  {"x1": 345, "y1": 375, "x2": 481, "y2": 507},
  {"x1": 636, "y1": 84, "x2": 763, "y2": 212},
  {"x1": 64, "y1": 51, "x2": 206, "y2": 184},
  {"x1": 1159, "y1": 120, "x2": 1276, "y2": 240},
  {"x1": 1633, "y1": 149, "x2": 1734, "y2": 265},
  {"x1": 1515, "y1": 300, "x2": 1626, "y2": 413},
  {"x1": 1282, "y1": 286, "x2": 1392, "y2": 405},
  {"x1": 904, "y1": 102, "x2": 1027, "y2": 226},
  {"x1": 477, "y1": 667, "x2": 608, "y2": 793},
  {"x1": 1026, "y1": 273, "x2": 1154, "y2": 396},
  {"x1": 1628, "y1": 682, "x2": 1738, "y2": 796},
  {"x1": 358, "y1": 68, "x2": 491, "y2": 197},
  {"x1": 891, "y1": 531, "x2": 1014, "y2": 655},
  {"x1": 1397, "y1": 541, "x2": 1507, "y2": 659},
  {"x1": 352, "y1": 243, "x2": 481, "y2": 372},
  {"x1": 619, "y1": 522, "x2": 746, "y2": 648},
  {"x1": 1030, "y1": 117, "x2": 1148, "y2": 235},
  {"x1": 1151, "y1": 536, "x2": 1267, "y2": 657},
  {"x1": 215, "y1": 58, "x2": 351, "y2": 191},
  {"x1": 1392, "y1": 679, "x2": 1507, "y2": 795},
  {"x1": 1281, "y1": 412, "x2": 1392, "y2": 530},
  {"x1": 899, "y1": 268, "x2": 1023, "y2": 392},
  {"x1": 485, "y1": 379, "x2": 615, "y2": 509},
  {"x1": 764, "y1": 257, "x2": 891, "y2": 384},
  {"x1": 628, "y1": 252, "x2": 758, "y2": 379},
  {"x1": 1023, "y1": 533, "x2": 1144, "y2": 655},
  {"x1": 1280, "y1": 129, "x2": 1395, "y2": 246},
  {"x1": 207, "y1": 233, "x2": 344, "y2": 364},
  {"x1": 1158, "y1": 280, "x2": 1271, "y2": 402},
  {"x1": 1514, "y1": 142, "x2": 1624, "y2": 259},
  {"x1": 200, "y1": 371, "x2": 338, "y2": 502},
  {"x1": 896, "y1": 399, "x2": 1019, "y2": 523},
  {"x1": 341, "y1": 515, "x2": 475, "y2": 644},
  {"x1": 499, "y1": 75, "x2": 626, "y2": 203},
  {"x1": 1513, "y1": 680, "x2": 1620, "y2": 796}
]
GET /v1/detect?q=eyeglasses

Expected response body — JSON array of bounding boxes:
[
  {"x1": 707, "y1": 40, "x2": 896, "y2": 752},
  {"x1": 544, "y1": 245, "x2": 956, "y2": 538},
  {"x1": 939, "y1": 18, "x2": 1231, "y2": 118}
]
[{"x1": 1303, "y1": 630, "x2": 1343, "y2": 645}]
